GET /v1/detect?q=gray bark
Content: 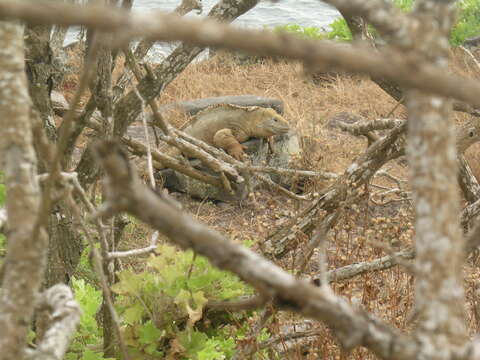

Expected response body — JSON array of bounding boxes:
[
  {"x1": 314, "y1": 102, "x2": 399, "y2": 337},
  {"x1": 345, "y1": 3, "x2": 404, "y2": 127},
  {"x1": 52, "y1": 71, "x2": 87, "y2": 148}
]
[
  {"x1": 0, "y1": 20, "x2": 48, "y2": 359},
  {"x1": 24, "y1": 24, "x2": 57, "y2": 142},
  {"x1": 406, "y1": 1, "x2": 468, "y2": 353}
]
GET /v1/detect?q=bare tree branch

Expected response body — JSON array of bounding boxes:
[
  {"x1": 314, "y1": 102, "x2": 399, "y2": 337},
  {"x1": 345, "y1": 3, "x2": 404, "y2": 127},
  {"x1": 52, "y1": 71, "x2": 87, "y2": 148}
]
[
  {"x1": 321, "y1": 247, "x2": 415, "y2": 284},
  {"x1": 321, "y1": 0, "x2": 411, "y2": 41},
  {"x1": 24, "y1": 285, "x2": 81, "y2": 360},
  {"x1": 0, "y1": 2, "x2": 479, "y2": 109},
  {"x1": 93, "y1": 140, "x2": 420, "y2": 359},
  {"x1": 0, "y1": 20, "x2": 48, "y2": 359},
  {"x1": 264, "y1": 122, "x2": 406, "y2": 259},
  {"x1": 406, "y1": 0, "x2": 468, "y2": 351},
  {"x1": 107, "y1": 231, "x2": 159, "y2": 259}
]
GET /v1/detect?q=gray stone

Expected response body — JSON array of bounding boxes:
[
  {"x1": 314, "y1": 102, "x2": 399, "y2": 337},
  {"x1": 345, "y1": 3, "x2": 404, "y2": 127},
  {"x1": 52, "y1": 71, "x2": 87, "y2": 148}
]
[
  {"x1": 155, "y1": 95, "x2": 284, "y2": 116},
  {"x1": 51, "y1": 90, "x2": 70, "y2": 116}
]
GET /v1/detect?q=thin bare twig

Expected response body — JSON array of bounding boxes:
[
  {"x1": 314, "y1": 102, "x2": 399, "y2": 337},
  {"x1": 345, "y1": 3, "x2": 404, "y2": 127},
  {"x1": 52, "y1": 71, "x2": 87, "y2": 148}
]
[
  {"x1": 130, "y1": 79, "x2": 156, "y2": 188},
  {"x1": 233, "y1": 306, "x2": 274, "y2": 360},
  {"x1": 257, "y1": 328, "x2": 322, "y2": 353},
  {"x1": 107, "y1": 231, "x2": 159, "y2": 259},
  {"x1": 64, "y1": 192, "x2": 130, "y2": 360},
  {"x1": 460, "y1": 45, "x2": 480, "y2": 70},
  {"x1": 247, "y1": 165, "x2": 338, "y2": 180},
  {"x1": 338, "y1": 118, "x2": 404, "y2": 137},
  {"x1": 254, "y1": 173, "x2": 311, "y2": 201}
]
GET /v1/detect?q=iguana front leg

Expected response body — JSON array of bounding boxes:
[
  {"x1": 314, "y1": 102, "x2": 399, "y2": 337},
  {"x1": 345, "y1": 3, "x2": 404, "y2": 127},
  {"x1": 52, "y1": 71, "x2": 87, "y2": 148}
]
[{"x1": 213, "y1": 128, "x2": 247, "y2": 160}]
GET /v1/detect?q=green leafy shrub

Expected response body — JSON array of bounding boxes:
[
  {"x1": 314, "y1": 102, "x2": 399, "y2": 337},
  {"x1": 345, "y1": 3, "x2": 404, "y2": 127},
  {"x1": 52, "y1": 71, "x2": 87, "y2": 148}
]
[
  {"x1": 451, "y1": 0, "x2": 480, "y2": 45},
  {"x1": 273, "y1": 0, "x2": 479, "y2": 47},
  {"x1": 111, "y1": 244, "x2": 253, "y2": 359},
  {"x1": 394, "y1": 0, "x2": 414, "y2": 12},
  {"x1": 66, "y1": 277, "x2": 111, "y2": 360},
  {"x1": 392, "y1": 0, "x2": 479, "y2": 44},
  {"x1": 326, "y1": 18, "x2": 352, "y2": 41},
  {"x1": 271, "y1": 0, "x2": 415, "y2": 43},
  {"x1": 273, "y1": 23, "x2": 326, "y2": 40}
]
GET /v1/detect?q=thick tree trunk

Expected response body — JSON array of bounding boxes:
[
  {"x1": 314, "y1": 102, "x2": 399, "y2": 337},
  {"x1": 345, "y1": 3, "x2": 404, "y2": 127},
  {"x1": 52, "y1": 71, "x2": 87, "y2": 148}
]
[
  {"x1": 45, "y1": 209, "x2": 83, "y2": 285},
  {"x1": 24, "y1": 20, "x2": 85, "y2": 292},
  {"x1": 0, "y1": 20, "x2": 48, "y2": 359},
  {"x1": 407, "y1": 1, "x2": 468, "y2": 353},
  {"x1": 24, "y1": 24, "x2": 58, "y2": 142}
]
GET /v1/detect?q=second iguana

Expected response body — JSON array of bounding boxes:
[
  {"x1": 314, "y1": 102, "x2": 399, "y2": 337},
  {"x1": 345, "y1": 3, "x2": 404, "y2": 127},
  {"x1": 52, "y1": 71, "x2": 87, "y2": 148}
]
[{"x1": 165, "y1": 103, "x2": 290, "y2": 161}]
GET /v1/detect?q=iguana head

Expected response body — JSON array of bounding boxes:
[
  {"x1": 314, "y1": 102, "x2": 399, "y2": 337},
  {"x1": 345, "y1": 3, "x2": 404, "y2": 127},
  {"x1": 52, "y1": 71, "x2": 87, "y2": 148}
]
[{"x1": 251, "y1": 108, "x2": 290, "y2": 137}]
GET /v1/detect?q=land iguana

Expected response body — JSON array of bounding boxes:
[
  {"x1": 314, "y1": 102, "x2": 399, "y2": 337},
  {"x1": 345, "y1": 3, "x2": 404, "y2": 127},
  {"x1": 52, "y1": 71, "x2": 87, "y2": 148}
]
[{"x1": 165, "y1": 103, "x2": 291, "y2": 162}]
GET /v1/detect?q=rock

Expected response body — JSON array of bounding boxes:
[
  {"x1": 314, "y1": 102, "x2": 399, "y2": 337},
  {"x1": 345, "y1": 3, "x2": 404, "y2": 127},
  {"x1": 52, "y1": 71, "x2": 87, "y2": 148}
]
[
  {"x1": 155, "y1": 95, "x2": 284, "y2": 116},
  {"x1": 464, "y1": 35, "x2": 480, "y2": 48},
  {"x1": 51, "y1": 90, "x2": 70, "y2": 116}
]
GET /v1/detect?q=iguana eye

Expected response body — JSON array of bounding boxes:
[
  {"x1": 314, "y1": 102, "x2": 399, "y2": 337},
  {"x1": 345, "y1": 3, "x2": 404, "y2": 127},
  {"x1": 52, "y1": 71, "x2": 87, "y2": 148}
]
[{"x1": 273, "y1": 118, "x2": 278, "y2": 122}]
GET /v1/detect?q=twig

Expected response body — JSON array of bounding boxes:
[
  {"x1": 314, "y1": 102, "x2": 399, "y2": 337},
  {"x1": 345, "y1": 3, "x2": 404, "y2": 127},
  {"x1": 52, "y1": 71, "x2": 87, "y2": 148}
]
[
  {"x1": 123, "y1": 136, "x2": 224, "y2": 187},
  {"x1": 256, "y1": 328, "x2": 322, "y2": 353},
  {"x1": 254, "y1": 173, "x2": 311, "y2": 201},
  {"x1": 338, "y1": 118, "x2": 404, "y2": 137},
  {"x1": 247, "y1": 165, "x2": 338, "y2": 180},
  {"x1": 312, "y1": 247, "x2": 415, "y2": 284},
  {"x1": 172, "y1": 127, "x2": 239, "y2": 165},
  {"x1": 158, "y1": 133, "x2": 243, "y2": 185},
  {"x1": 107, "y1": 231, "x2": 159, "y2": 259},
  {"x1": 64, "y1": 192, "x2": 130, "y2": 360},
  {"x1": 461, "y1": 197, "x2": 480, "y2": 231},
  {"x1": 233, "y1": 306, "x2": 274, "y2": 360},
  {"x1": 297, "y1": 211, "x2": 338, "y2": 278},
  {"x1": 460, "y1": 45, "x2": 480, "y2": 70},
  {"x1": 375, "y1": 169, "x2": 406, "y2": 189},
  {"x1": 130, "y1": 78, "x2": 155, "y2": 188},
  {"x1": 370, "y1": 170, "x2": 411, "y2": 206},
  {"x1": 122, "y1": 48, "x2": 170, "y2": 135},
  {"x1": 206, "y1": 295, "x2": 268, "y2": 313}
]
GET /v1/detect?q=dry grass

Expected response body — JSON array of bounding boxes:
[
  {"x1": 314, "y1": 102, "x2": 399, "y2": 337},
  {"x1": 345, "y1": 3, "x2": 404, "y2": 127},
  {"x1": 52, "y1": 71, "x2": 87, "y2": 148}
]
[
  {"x1": 161, "y1": 53, "x2": 406, "y2": 179},
  {"x1": 61, "y1": 46, "x2": 480, "y2": 359},
  {"x1": 155, "y1": 50, "x2": 480, "y2": 359}
]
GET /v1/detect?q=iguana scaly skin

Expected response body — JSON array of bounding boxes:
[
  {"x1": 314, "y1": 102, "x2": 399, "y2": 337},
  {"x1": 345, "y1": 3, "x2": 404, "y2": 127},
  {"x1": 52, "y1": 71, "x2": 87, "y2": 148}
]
[{"x1": 167, "y1": 104, "x2": 290, "y2": 161}]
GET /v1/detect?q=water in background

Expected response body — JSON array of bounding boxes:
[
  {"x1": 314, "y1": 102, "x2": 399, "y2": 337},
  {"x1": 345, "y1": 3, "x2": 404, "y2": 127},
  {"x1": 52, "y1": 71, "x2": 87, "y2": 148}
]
[
  {"x1": 134, "y1": 0, "x2": 339, "y2": 28},
  {"x1": 66, "y1": 1, "x2": 340, "y2": 61}
]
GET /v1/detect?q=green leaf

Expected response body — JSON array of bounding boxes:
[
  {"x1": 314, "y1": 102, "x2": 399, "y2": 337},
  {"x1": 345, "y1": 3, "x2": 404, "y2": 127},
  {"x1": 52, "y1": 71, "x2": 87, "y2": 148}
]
[
  {"x1": 144, "y1": 342, "x2": 163, "y2": 356},
  {"x1": 81, "y1": 349, "x2": 105, "y2": 360},
  {"x1": 197, "y1": 339, "x2": 226, "y2": 360},
  {"x1": 123, "y1": 303, "x2": 145, "y2": 325},
  {"x1": 111, "y1": 270, "x2": 143, "y2": 295},
  {"x1": 0, "y1": 183, "x2": 5, "y2": 205},
  {"x1": 178, "y1": 330, "x2": 209, "y2": 357},
  {"x1": 71, "y1": 277, "x2": 102, "y2": 337},
  {"x1": 138, "y1": 321, "x2": 163, "y2": 345}
]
